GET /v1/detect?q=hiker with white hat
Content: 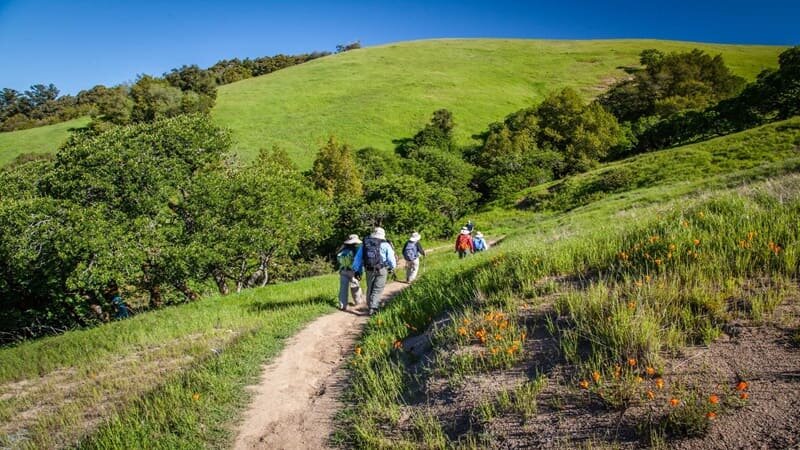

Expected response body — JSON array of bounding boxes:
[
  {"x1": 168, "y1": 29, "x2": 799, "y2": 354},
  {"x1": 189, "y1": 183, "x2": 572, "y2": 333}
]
[
  {"x1": 351, "y1": 227, "x2": 397, "y2": 315},
  {"x1": 473, "y1": 231, "x2": 489, "y2": 252},
  {"x1": 454, "y1": 227, "x2": 474, "y2": 259},
  {"x1": 401, "y1": 232, "x2": 426, "y2": 283},
  {"x1": 336, "y1": 234, "x2": 364, "y2": 311}
]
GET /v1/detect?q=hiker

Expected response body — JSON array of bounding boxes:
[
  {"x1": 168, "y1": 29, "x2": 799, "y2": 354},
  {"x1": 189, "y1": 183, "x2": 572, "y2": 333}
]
[
  {"x1": 336, "y1": 234, "x2": 364, "y2": 311},
  {"x1": 473, "y1": 231, "x2": 489, "y2": 252},
  {"x1": 402, "y1": 232, "x2": 426, "y2": 283},
  {"x1": 455, "y1": 227, "x2": 474, "y2": 259},
  {"x1": 352, "y1": 227, "x2": 397, "y2": 316},
  {"x1": 465, "y1": 220, "x2": 475, "y2": 233},
  {"x1": 111, "y1": 291, "x2": 130, "y2": 319}
]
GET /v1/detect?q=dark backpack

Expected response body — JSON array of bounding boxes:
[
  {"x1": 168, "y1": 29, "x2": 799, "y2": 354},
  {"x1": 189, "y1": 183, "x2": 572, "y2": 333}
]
[
  {"x1": 363, "y1": 237, "x2": 385, "y2": 270},
  {"x1": 402, "y1": 241, "x2": 419, "y2": 261}
]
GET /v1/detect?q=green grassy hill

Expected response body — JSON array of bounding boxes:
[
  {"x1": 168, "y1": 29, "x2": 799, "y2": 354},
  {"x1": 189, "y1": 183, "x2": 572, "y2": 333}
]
[
  {"x1": 212, "y1": 39, "x2": 783, "y2": 168},
  {"x1": 0, "y1": 39, "x2": 783, "y2": 168},
  {"x1": 3, "y1": 116, "x2": 798, "y2": 449},
  {"x1": 0, "y1": 117, "x2": 90, "y2": 166}
]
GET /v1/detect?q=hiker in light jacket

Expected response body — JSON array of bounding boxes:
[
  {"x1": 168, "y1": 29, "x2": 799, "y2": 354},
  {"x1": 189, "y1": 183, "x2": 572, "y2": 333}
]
[
  {"x1": 402, "y1": 232, "x2": 425, "y2": 283},
  {"x1": 352, "y1": 227, "x2": 397, "y2": 316},
  {"x1": 455, "y1": 227, "x2": 474, "y2": 259},
  {"x1": 336, "y1": 234, "x2": 363, "y2": 311},
  {"x1": 473, "y1": 231, "x2": 489, "y2": 252}
]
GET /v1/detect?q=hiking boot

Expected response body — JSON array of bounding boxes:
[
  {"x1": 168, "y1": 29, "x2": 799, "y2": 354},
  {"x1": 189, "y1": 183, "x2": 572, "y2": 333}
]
[{"x1": 369, "y1": 308, "x2": 378, "y2": 316}]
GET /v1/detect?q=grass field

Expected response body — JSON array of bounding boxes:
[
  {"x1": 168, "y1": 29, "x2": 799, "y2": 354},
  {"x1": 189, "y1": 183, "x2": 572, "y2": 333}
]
[
  {"x1": 337, "y1": 118, "x2": 800, "y2": 448},
  {"x1": 0, "y1": 39, "x2": 783, "y2": 169},
  {"x1": 212, "y1": 39, "x2": 783, "y2": 168},
  {"x1": 0, "y1": 117, "x2": 90, "y2": 167}
]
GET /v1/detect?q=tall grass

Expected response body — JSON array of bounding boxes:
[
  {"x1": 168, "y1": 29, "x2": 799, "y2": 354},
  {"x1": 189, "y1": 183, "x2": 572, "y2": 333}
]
[
  {"x1": 339, "y1": 176, "x2": 800, "y2": 446},
  {"x1": 0, "y1": 275, "x2": 337, "y2": 449}
]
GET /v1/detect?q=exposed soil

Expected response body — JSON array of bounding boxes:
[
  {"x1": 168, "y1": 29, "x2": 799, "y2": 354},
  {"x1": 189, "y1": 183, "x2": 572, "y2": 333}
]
[
  {"x1": 387, "y1": 288, "x2": 800, "y2": 449},
  {"x1": 232, "y1": 280, "x2": 409, "y2": 450}
]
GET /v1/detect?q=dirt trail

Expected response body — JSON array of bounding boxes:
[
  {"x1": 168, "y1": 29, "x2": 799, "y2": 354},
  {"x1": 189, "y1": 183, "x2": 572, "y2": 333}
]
[
  {"x1": 233, "y1": 238, "x2": 502, "y2": 450},
  {"x1": 232, "y1": 279, "x2": 408, "y2": 450}
]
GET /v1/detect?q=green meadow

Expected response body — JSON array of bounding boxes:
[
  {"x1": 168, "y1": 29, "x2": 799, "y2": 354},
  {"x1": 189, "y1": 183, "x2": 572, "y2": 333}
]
[{"x1": 0, "y1": 39, "x2": 783, "y2": 169}]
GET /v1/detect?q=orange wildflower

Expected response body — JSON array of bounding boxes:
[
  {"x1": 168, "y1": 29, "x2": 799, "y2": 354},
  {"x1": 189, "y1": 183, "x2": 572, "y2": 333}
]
[
  {"x1": 709, "y1": 394, "x2": 720, "y2": 405},
  {"x1": 655, "y1": 378, "x2": 665, "y2": 389},
  {"x1": 646, "y1": 390, "x2": 655, "y2": 400},
  {"x1": 693, "y1": 239, "x2": 701, "y2": 246},
  {"x1": 740, "y1": 392, "x2": 749, "y2": 400},
  {"x1": 669, "y1": 398, "x2": 680, "y2": 407},
  {"x1": 627, "y1": 301, "x2": 636, "y2": 310},
  {"x1": 628, "y1": 358, "x2": 637, "y2": 367},
  {"x1": 706, "y1": 411, "x2": 716, "y2": 420},
  {"x1": 592, "y1": 371, "x2": 601, "y2": 383},
  {"x1": 520, "y1": 332, "x2": 527, "y2": 341},
  {"x1": 579, "y1": 380, "x2": 589, "y2": 389},
  {"x1": 668, "y1": 243, "x2": 676, "y2": 251},
  {"x1": 355, "y1": 346, "x2": 362, "y2": 356},
  {"x1": 654, "y1": 258, "x2": 662, "y2": 266},
  {"x1": 646, "y1": 366, "x2": 656, "y2": 376},
  {"x1": 192, "y1": 392, "x2": 201, "y2": 401},
  {"x1": 613, "y1": 365, "x2": 621, "y2": 379},
  {"x1": 736, "y1": 381, "x2": 748, "y2": 391},
  {"x1": 458, "y1": 327, "x2": 468, "y2": 336}
]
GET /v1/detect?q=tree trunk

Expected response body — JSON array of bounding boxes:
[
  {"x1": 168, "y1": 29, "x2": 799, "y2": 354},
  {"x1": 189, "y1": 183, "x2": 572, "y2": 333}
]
[
  {"x1": 149, "y1": 285, "x2": 163, "y2": 308},
  {"x1": 213, "y1": 269, "x2": 229, "y2": 295},
  {"x1": 175, "y1": 280, "x2": 199, "y2": 301}
]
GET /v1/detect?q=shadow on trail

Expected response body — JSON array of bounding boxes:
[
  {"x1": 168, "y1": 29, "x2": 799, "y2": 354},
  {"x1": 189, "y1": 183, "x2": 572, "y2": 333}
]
[{"x1": 247, "y1": 294, "x2": 333, "y2": 313}]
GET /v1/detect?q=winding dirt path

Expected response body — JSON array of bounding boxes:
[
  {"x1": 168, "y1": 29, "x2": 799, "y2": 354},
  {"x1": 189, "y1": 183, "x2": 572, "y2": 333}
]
[{"x1": 232, "y1": 279, "x2": 408, "y2": 450}]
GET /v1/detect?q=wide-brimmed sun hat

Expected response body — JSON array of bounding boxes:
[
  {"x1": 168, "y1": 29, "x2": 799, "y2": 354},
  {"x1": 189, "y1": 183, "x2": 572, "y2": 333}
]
[
  {"x1": 460, "y1": 227, "x2": 470, "y2": 235},
  {"x1": 371, "y1": 227, "x2": 386, "y2": 240},
  {"x1": 476, "y1": 232, "x2": 484, "y2": 238},
  {"x1": 409, "y1": 232, "x2": 421, "y2": 242},
  {"x1": 343, "y1": 234, "x2": 361, "y2": 244}
]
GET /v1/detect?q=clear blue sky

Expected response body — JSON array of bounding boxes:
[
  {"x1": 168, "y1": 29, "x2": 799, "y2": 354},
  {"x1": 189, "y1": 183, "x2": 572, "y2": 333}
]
[{"x1": 1, "y1": 0, "x2": 798, "y2": 95}]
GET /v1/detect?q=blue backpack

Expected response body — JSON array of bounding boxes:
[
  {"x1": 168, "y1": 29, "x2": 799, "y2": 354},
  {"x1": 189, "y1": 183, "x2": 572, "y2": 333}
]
[
  {"x1": 363, "y1": 237, "x2": 385, "y2": 270},
  {"x1": 402, "y1": 241, "x2": 419, "y2": 261}
]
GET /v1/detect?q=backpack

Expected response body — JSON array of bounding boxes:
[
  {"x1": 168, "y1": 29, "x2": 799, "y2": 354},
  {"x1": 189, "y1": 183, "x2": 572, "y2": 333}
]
[
  {"x1": 363, "y1": 237, "x2": 385, "y2": 270},
  {"x1": 456, "y1": 234, "x2": 471, "y2": 252},
  {"x1": 402, "y1": 241, "x2": 419, "y2": 261},
  {"x1": 474, "y1": 238, "x2": 486, "y2": 251},
  {"x1": 336, "y1": 246, "x2": 356, "y2": 270}
]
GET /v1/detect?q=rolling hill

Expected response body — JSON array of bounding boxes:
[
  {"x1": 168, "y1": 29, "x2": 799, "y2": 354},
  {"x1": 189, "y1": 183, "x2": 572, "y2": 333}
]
[{"x1": 0, "y1": 39, "x2": 785, "y2": 168}]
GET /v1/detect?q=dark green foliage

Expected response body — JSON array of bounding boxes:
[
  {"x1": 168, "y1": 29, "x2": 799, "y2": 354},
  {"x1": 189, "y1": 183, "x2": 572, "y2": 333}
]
[
  {"x1": 630, "y1": 46, "x2": 800, "y2": 154},
  {"x1": 395, "y1": 109, "x2": 456, "y2": 156},
  {"x1": 0, "y1": 115, "x2": 338, "y2": 339},
  {"x1": 310, "y1": 136, "x2": 364, "y2": 199},
  {"x1": 599, "y1": 48, "x2": 746, "y2": 122},
  {"x1": 471, "y1": 88, "x2": 622, "y2": 201}
]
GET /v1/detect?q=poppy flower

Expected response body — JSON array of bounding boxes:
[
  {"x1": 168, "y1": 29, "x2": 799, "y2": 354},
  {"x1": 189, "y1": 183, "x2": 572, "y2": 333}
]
[
  {"x1": 646, "y1": 390, "x2": 655, "y2": 400},
  {"x1": 579, "y1": 380, "x2": 589, "y2": 389},
  {"x1": 628, "y1": 358, "x2": 637, "y2": 367},
  {"x1": 740, "y1": 392, "x2": 749, "y2": 400},
  {"x1": 706, "y1": 411, "x2": 716, "y2": 420},
  {"x1": 669, "y1": 398, "x2": 680, "y2": 407},
  {"x1": 655, "y1": 378, "x2": 665, "y2": 389},
  {"x1": 736, "y1": 381, "x2": 748, "y2": 391},
  {"x1": 709, "y1": 394, "x2": 719, "y2": 404},
  {"x1": 646, "y1": 366, "x2": 656, "y2": 376},
  {"x1": 592, "y1": 371, "x2": 601, "y2": 383}
]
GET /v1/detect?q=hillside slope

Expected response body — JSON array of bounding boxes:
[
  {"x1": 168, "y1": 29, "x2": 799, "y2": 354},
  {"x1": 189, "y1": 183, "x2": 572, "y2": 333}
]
[
  {"x1": 0, "y1": 117, "x2": 90, "y2": 166},
  {"x1": 212, "y1": 39, "x2": 783, "y2": 168},
  {"x1": 0, "y1": 39, "x2": 783, "y2": 168}
]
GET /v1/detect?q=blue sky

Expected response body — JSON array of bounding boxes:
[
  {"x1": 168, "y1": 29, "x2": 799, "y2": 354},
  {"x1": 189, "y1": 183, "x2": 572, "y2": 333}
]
[{"x1": 1, "y1": 0, "x2": 798, "y2": 95}]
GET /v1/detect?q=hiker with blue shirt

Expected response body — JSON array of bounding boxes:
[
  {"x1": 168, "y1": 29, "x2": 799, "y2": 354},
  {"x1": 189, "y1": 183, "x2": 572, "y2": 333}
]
[
  {"x1": 402, "y1": 232, "x2": 425, "y2": 283},
  {"x1": 473, "y1": 231, "x2": 489, "y2": 252},
  {"x1": 336, "y1": 234, "x2": 364, "y2": 311},
  {"x1": 352, "y1": 227, "x2": 397, "y2": 316}
]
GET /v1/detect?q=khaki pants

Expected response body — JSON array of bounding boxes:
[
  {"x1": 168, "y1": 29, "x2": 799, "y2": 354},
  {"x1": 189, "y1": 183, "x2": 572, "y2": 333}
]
[
  {"x1": 365, "y1": 268, "x2": 388, "y2": 311},
  {"x1": 339, "y1": 269, "x2": 362, "y2": 309},
  {"x1": 405, "y1": 258, "x2": 420, "y2": 282}
]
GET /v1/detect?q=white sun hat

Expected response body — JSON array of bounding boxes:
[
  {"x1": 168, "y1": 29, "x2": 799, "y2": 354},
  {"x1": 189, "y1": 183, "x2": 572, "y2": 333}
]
[
  {"x1": 371, "y1": 227, "x2": 386, "y2": 240},
  {"x1": 476, "y1": 232, "x2": 484, "y2": 238},
  {"x1": 409, "y1": 232, "x2": 421, "y2": 242},
  {"x1": 343, "y1": 234, "x2": 362, "y2": 244},
  {"x1": 460, "y1": 227, "x2": 470, "y2": 235}
]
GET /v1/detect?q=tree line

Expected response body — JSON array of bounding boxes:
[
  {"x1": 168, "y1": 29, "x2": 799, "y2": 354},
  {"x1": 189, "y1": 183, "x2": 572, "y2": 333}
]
[{"x1": 0, "y1": 51, "x2": 330, "y2": 132}]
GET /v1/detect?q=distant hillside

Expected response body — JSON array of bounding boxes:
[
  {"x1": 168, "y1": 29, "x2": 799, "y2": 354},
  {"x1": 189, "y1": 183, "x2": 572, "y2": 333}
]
[
  {"x1": 0, "y1": 39, "x2": 783, "y2": 168},
  {"x1": 0, "y1": 117, "x2": 89, "y2": 166},
  {"x1": 212, "y1": 39, "x2": 783, "y2": 168}
]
